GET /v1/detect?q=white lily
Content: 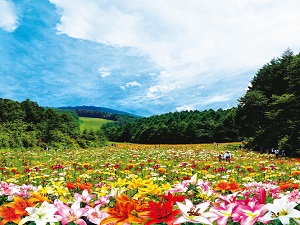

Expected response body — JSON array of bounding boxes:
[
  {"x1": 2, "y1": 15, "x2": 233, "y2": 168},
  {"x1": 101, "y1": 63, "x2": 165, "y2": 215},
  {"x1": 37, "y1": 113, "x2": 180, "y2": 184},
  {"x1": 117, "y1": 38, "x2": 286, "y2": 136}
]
[
  {"x1": 189, "y1": 173, "x2": 198, "y2": 184},
  {"x1": 19, "y1": 201, "x2": 59, "y2": 225},
  {"x1": 175, "y1": 199, "x2": 215, "y2": 225},
  {"x1": 263, "y1": 196, "x2": 300, "y2": 225}
]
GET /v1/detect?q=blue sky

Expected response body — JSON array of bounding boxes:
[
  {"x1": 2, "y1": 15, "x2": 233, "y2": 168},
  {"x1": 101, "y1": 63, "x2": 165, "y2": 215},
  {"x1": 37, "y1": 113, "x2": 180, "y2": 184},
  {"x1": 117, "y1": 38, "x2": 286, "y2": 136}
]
[{"x1": 1, "y1": 0, "x2": 300, "y2": 116}]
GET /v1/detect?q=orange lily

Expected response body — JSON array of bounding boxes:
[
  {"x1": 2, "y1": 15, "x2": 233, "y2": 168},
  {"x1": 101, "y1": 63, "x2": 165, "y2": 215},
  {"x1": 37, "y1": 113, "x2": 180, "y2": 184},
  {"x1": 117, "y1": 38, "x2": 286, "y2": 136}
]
[
  {"x1": 291, "y1": 170, "x2": 300, "y2": 176},
  {"x1": 214, "y1": 180, "x2": 230, "y2": 193},
  {"x1": 279, "y1": 182, "x2": 291, "y2": 191},
  {"x1": 4, "y1": 196, "x2": 38, "y2": 216},
  {"x1": 78, "y1": 182, "x2": 92, "y2": 191},
  {"x1": 100, "y1": 194, "x2": 150, "y2": 225},
  {"x1": 228, "y1": 181, "x2": 240, "y2": 193},
  {"x1": 0, "y1": 206, "x2": 22, "y2": 225}
]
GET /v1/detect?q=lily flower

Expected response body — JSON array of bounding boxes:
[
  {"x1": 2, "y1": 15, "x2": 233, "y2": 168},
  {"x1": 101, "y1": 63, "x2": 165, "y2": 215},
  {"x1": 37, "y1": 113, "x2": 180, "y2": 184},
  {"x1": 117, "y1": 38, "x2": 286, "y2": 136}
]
[
  {"x1": 217, "y1": 192, "x2": 240, "y2": 205},
  {"x1": 94, "y1": 195, "x2": 110, "y2": 207},
  {"x1": 19, "y1": 201, "x2": 59, "y2": 225},
  {"x1": 74, "y1": 189, "x2": 95, "y2": 205},
  {"x1": 263, "y1": 196, "x2": 300, "y2": 224},
  {"x1": 4, "y1": 196, "x2": 38, "y2": 216},
  {"x1": 145, "y1": 193, "x2": 182, "y2": 225},
  {"x1": 160, "y1": 192, "x2": 185, "y2": 203},
  {"x1": 168, "y1": 181, "x2": 190, "y2": 193},
  {"x1": 0, "y1": 182, "x2": 19, "y2": 201},
  {"x1": 175, "y1": 199, "x2": 215, "y2": 225},
  {"x1": 232, "y1": 201, "x2": 268, "y2": 225},
  {"x1": 54, "y1": 199, "x2": 88, "y2": 225},
  {"x1": 85, "y1": 205, "x2": 109, "y2": 224},
  {"x1": 189, "y1": 173, "x2": 198, "y2": 185},
  {"x1": 258, "y1": 187, "x2": 267, "y2": 204},
  {"x1": 210, "y1": 202, "x2": 237, "y2": 225},
  {"x1": 100, "y1": 194, "x2": 149, "y2": 225},
  {"x1": 214, "y1": 180, "x2": 230, "y2": 193},
  {"x1": 0, "y1": 206, "x2": 22, "y2": 225}
]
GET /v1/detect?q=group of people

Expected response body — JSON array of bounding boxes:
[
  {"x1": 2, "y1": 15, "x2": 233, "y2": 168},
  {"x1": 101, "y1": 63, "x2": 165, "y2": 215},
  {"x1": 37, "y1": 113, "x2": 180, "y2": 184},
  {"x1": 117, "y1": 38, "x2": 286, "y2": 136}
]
[
  {"x1": 274, "y1": 148, "x2": 286, "y2": 158},
  {"x1": 218, "y1": 151, "x2": 232, "y2": 162},
  {"x1": 261, "y1": 147, "x2": 286, "y2": 158}
]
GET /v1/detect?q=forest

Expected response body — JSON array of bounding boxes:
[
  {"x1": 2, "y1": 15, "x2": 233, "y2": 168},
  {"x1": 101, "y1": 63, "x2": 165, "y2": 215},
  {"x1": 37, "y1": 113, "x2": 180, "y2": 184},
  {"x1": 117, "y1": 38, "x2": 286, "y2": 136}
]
[
  {"x1": 101, "y1": 108, "x2": 238, "y2": 144},
  {"x1": 0, "y1": 99, "x2": 107, "y2": 149},
  {"x1": 0, "y1": 50, "x2": 299, "y2": 155},
  {"x1": 58, "y1": 106, "x2": 137, "y2": 120}
]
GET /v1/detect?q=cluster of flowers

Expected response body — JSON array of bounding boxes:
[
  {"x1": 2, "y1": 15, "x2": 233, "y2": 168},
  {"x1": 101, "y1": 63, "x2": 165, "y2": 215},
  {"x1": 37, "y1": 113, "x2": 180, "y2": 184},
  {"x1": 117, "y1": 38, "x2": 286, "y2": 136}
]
[{"x1": 1, "y1": 174, "x2": 300, "y2": 225}]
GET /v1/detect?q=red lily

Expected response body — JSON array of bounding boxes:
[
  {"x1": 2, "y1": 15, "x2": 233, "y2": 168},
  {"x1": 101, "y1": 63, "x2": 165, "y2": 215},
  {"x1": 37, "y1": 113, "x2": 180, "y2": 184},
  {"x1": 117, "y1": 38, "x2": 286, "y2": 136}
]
[
  {"x1": 160, "y1": 192, "x2": 185, "y2": 203},
  {"x1": 145, "y1": 193, "x2": 184, "y2": 225}
]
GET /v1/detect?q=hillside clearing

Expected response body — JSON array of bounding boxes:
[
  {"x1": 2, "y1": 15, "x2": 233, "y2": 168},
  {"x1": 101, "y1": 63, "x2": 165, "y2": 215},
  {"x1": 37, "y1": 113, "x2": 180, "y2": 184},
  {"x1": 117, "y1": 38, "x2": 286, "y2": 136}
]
[{"x1": 79, "y1": 117, "x2": 112, "y2": 132}]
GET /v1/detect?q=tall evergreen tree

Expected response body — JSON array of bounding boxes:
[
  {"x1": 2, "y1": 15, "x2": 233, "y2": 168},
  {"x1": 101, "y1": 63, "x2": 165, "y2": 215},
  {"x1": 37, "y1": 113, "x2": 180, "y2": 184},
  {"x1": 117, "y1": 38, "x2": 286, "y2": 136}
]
[{"x1": 236, "y1": 49, "x2": 300, "y2": 155}]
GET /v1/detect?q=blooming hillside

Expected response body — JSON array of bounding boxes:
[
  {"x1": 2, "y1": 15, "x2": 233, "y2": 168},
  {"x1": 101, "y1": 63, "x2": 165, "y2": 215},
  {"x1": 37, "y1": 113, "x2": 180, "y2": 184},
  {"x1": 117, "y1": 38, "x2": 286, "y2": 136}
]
[{"x1": 0, "y1": 143, "x2": 300, "y2": 224}]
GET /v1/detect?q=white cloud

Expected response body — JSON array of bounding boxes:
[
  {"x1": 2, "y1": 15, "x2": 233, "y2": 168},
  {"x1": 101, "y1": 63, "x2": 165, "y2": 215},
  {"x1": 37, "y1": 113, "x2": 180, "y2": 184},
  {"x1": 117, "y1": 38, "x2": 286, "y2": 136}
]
[
  {"x1": 148, "y1": 72, "x2": 157, "y2": 77},
  {"x1": 202, "y1": 95, "x2": 230, "y2": 105},
  {"x1": 50, "y1": 0, "x2": 300, "y2": 86},
  {"x1": 0, "y1": 0, "x2": 19, "y2": 32},
  {"x1": 98, "y1": 67, "x2": 110, "y2": 78},
  {"x1": 176, "y1": 105, "x2": 196, "y2": 112},
  {"x1": 49, "y1": 0, "x2": 300, "y2": 112},
  {"x1": 147, "y1": 84, "x2": 180, "y2": 99},
  {"x1": 120, "y1": 81, "x2": 142, "y2": 90},
  {"x1": 125, "y1": 81, "x2": 141, "y2": 87}
]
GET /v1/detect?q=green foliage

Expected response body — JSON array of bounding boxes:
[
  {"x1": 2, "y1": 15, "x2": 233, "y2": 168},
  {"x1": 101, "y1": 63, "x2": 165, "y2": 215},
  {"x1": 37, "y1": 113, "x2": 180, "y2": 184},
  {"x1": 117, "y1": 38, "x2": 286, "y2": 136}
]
[
  {"x1": 236, "y1": 49, "x2": 300, "y2": 155},
  {"x1": 101, "y1": 108, "x2": 240, "y2": 144},
  {"x1": 0, "y1": 98, "x2": 107, "y2": 149},
  {"x1": 58, "y1": 106, "x2": 138, "y2": 120}
]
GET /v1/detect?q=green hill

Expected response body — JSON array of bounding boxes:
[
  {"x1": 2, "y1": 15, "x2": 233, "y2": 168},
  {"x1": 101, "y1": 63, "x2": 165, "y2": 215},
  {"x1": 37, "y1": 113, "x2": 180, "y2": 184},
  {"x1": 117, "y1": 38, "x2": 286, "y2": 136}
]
[
  {"x1": 59, "y1": 106, "x2": 138, "y2": 117},
  {"x1": 79, "y1": 117, "x2": 112, "y2": 132}
]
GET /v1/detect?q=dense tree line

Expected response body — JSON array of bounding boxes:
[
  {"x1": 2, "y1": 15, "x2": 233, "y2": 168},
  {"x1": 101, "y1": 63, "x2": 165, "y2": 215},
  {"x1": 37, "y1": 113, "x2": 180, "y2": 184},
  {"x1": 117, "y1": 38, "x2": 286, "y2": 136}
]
[
  {"x1": 58, "y1": 106, "x2": 138, "y2": 121},
  {"x1": 0, "y1": 99, "x2": 107, "y2": 149},
  {"x1": 101, "y1": 108, "x2": 239, "y2": 144},
  {"x1": 236, "y1": 49, "x2": 300, "y2": 156}
]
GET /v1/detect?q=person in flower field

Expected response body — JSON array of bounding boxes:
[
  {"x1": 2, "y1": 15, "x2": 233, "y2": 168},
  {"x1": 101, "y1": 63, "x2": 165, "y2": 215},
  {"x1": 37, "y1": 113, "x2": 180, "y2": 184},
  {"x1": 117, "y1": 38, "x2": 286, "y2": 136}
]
[
  {"x1": 224, "y1": 151, "x2": 232, "y2": 162},
  {"x1": 275, "y1": 148, "x2": 280, "y2": 159},
  {"x1": 218, "y1": 153, "x2": 223, "y2": 162},
  {"x1": 281, "y1": 149, "x2": 286, "y2": 157}
]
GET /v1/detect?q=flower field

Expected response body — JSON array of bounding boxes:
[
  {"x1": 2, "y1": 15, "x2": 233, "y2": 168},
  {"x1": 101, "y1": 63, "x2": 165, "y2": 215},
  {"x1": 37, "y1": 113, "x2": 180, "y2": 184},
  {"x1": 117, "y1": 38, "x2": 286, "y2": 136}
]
[{"x1": 1, "y1": 143, "x2": 300, "y2": 225}]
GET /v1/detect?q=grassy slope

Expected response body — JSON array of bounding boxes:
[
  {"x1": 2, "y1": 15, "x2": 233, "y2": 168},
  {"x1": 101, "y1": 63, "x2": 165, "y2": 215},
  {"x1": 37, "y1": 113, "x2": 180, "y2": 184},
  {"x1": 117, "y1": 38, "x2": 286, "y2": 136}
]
[{"x1": 79, "y1": 117, "x2": 112, "y2": 132}]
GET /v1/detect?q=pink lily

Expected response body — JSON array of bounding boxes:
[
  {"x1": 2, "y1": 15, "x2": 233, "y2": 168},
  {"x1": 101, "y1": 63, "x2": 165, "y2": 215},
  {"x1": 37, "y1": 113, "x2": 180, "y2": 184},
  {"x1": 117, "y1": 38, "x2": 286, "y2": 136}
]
[
  {"x1": 168, "y1": 181, "x2": 190, "y2": 193},
  {"x1": 85, "y1": 205, "x2": 109, "y2": 224},
  {"x1": 217, "y1": 192, "x2": 240, "y2": 205},
  {"x1": 54, "y1": 199, "x2": 89, "y2": 225},
  {"x1": 232, "y1": 201, "x2": 268, "y2": 225},
  {"x1": 0, "y1": 182, "x2": 19, "y2": 200},
  {"x1": 285, "y1": 189, "x2": 300, "y2": 203},
  {"x1": 74, "y1": 189, "x2": 95, "y2": 205},
  {"x1": 93, "y1": 195, "x2": 110, "y2": 207},
  {"x1": 210, "y1": 202, "x2": 238, "y2": 225},
  {"x1": 258, "y1": 187, "x2": 266, "y2": 204}
]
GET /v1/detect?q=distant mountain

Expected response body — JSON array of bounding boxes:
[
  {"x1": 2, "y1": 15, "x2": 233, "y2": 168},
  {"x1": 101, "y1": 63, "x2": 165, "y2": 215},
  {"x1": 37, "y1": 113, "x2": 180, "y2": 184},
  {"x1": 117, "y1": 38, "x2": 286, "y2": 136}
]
[{"x1": 58, "y1": 106, "x2": 140, "y2": 119}]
